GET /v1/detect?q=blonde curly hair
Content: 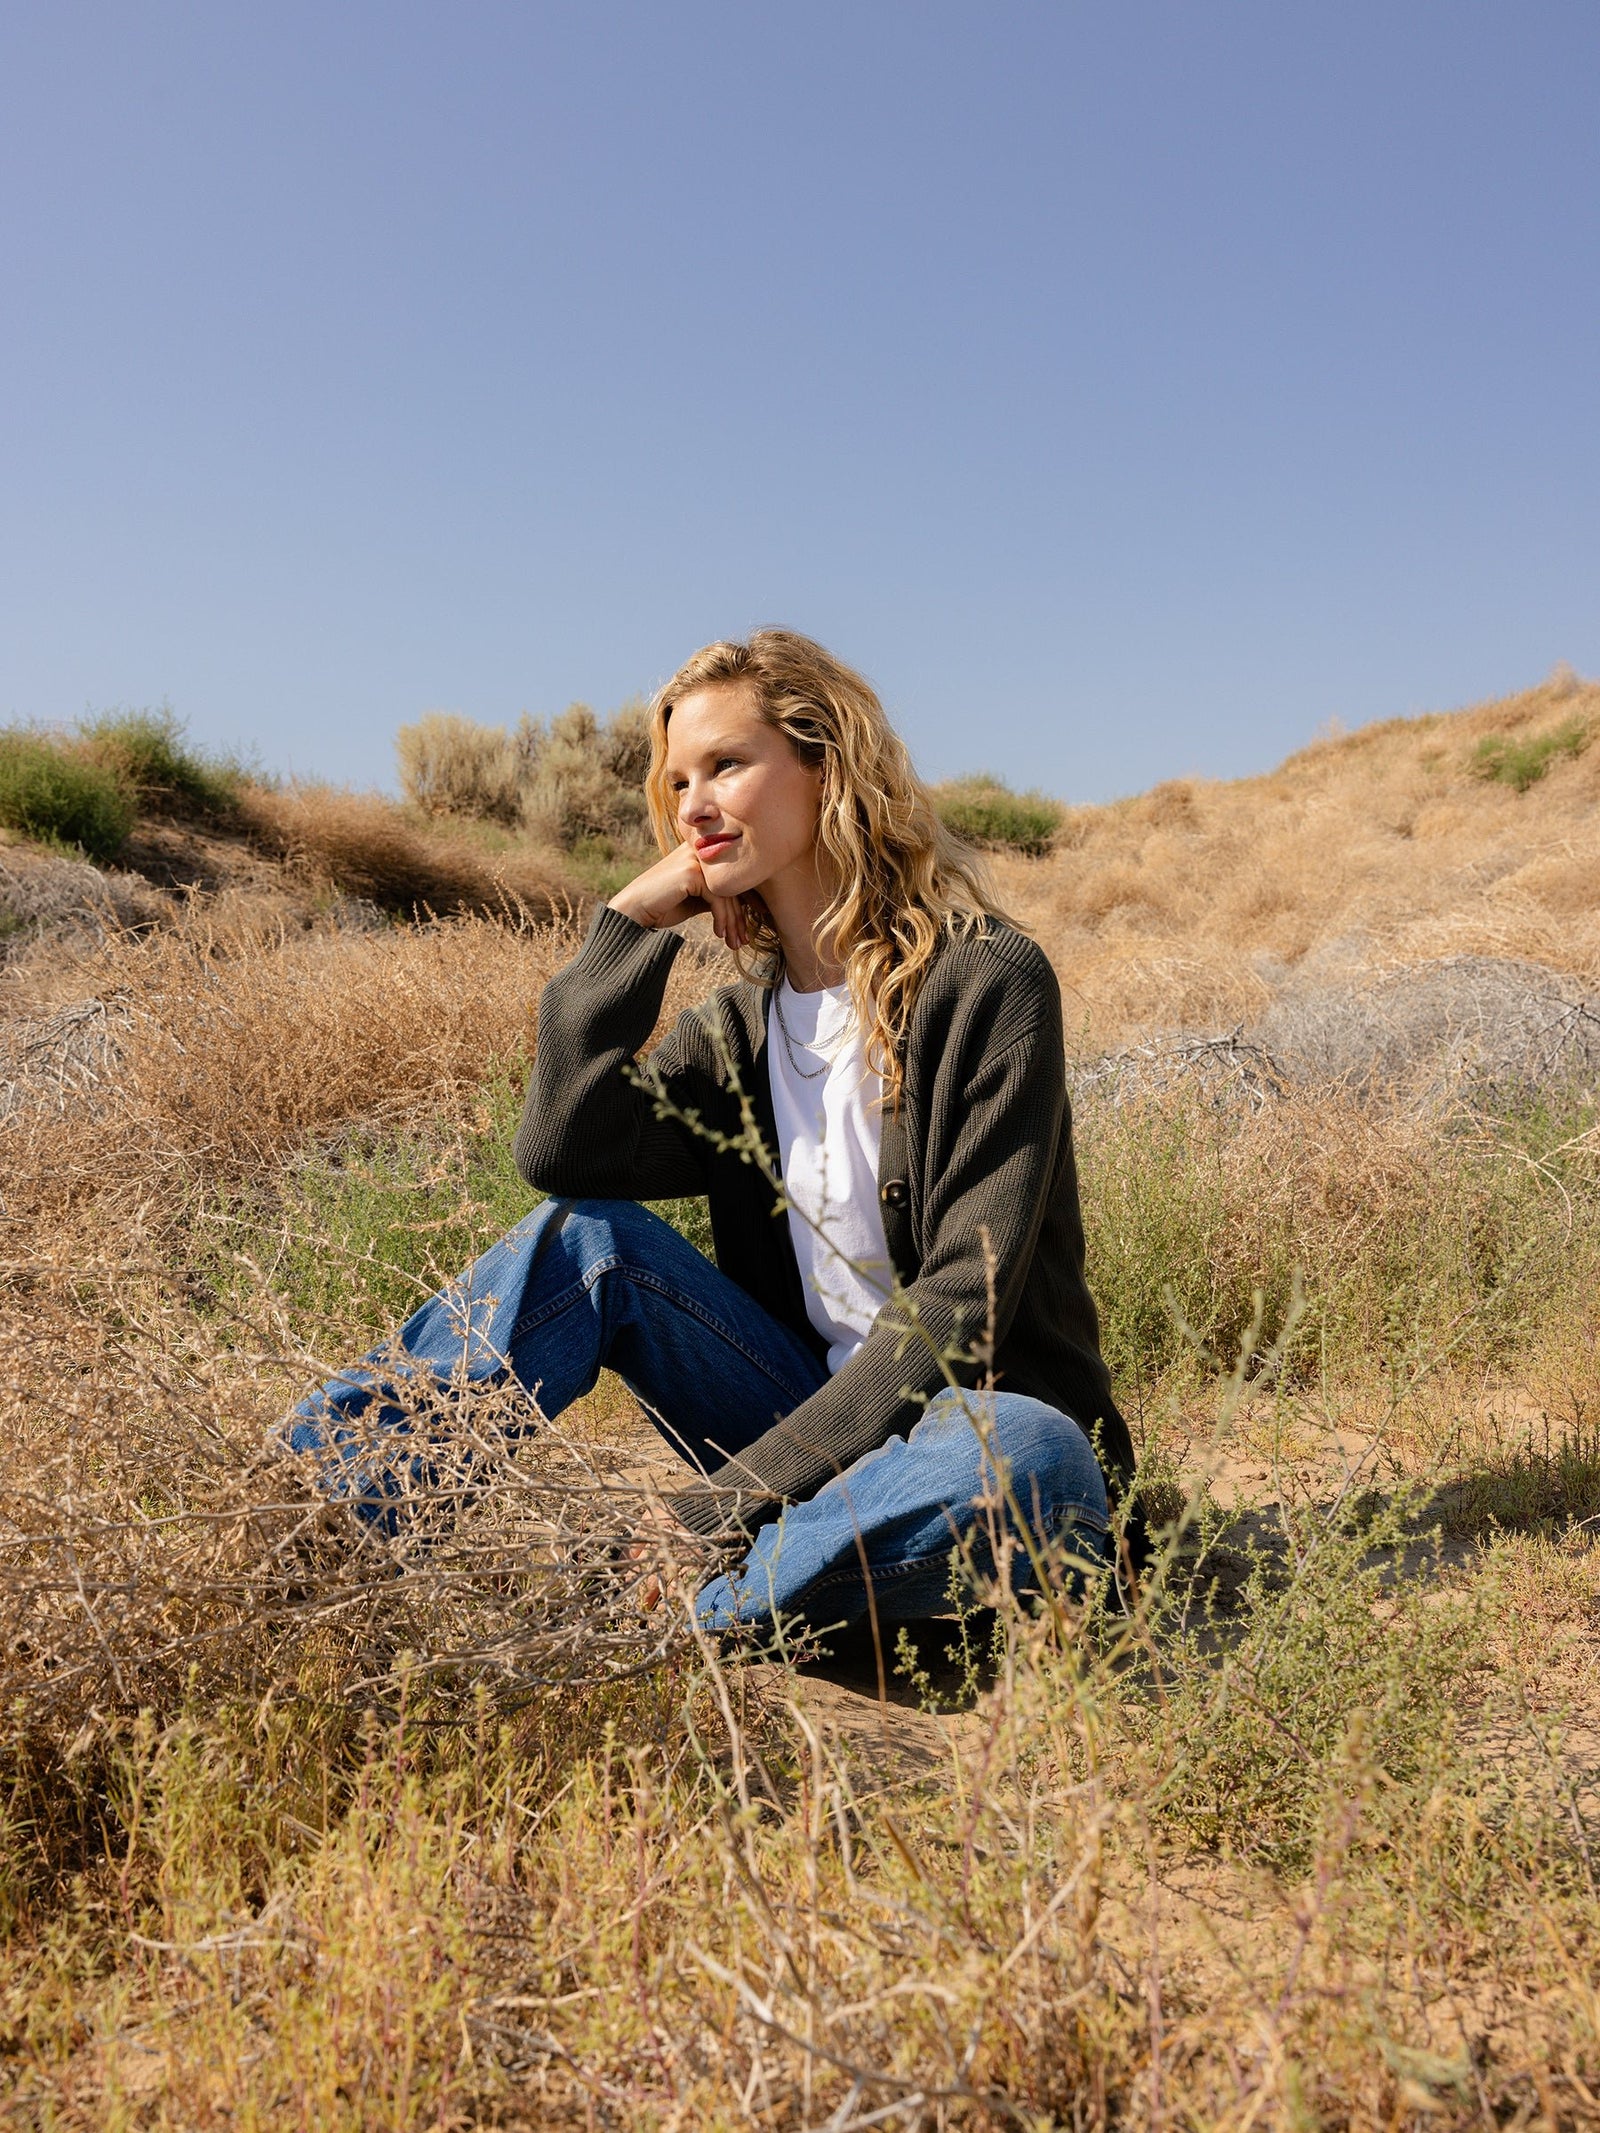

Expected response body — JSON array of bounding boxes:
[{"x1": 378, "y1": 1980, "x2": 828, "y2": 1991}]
[{"x1": 646, "y1": 628, "x2": 1011, "y2": 1104}]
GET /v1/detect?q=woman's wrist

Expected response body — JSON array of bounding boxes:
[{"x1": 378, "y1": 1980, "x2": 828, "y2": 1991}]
[{"x1": 604, "y1": 886, "x2": 657, "y2": 928}]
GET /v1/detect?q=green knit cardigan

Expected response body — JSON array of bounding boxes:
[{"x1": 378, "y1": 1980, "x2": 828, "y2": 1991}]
[{"x1": 515, "y1": 902, "x2": 1133, "y2": 1537}]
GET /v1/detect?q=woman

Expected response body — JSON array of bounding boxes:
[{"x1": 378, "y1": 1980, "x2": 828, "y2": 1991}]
[{"x1": 289, "y1": 629, "x2": 1132, "y2": 1633}]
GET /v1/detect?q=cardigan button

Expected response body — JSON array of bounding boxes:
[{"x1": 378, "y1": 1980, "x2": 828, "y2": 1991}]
[{"x1": 881, "y1": 1178, "x2": 909, "y2": 1210}]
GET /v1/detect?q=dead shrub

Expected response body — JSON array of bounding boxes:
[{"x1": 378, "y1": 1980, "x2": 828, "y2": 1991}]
[
  {"x1": 0, "y1": 995, "x2": 134, "y2": 1127},
  {"x1": 0, "y1": 843, "x2": 170, "y2": 964},
  {"x1": 1251, "y1": 956, "x2": 1600, "y2": 1102},
  {"x1": 0, "y1": 919, "x2": 561, "y2": 1231},
  {"x1": 0, "y1": 1275, "x2": 697, "y2": 1739}
]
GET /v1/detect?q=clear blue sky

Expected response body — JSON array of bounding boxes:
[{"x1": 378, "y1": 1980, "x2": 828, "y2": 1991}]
[{"x1": 4, "y1": 3, "x2": 1597, "y2": 801}]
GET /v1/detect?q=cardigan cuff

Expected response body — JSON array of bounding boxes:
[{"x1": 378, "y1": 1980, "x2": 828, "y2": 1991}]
[
  {"x1": 577, "y1": 899, "x2": 685, "y2": 984},
  {"x1": 666, "y1": 1483, "x2": 780, "y2": 1542}
]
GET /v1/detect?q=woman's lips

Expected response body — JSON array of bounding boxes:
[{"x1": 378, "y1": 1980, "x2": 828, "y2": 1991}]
[{"x1": 694, "y1": 833, "x2": 741, "y2": 860}]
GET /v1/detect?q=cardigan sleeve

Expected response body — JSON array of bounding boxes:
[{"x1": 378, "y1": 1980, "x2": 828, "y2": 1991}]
[
  {"x1": 514, "y1": 903, "x2": 714, "y2": 1202},
  {"x1": 667, "y1": 964, "x2": 1065, "y2": 1534}
]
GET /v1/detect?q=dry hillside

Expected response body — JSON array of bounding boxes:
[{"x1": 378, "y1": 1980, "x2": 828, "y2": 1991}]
[{"x1": 994, "y1": 665, "x2": 1598, "y2": 1055}]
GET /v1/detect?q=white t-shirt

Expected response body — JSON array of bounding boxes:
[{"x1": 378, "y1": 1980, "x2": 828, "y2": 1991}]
[{"x1": 767, "y1": 976, "x2": 893, "y2": 1374}]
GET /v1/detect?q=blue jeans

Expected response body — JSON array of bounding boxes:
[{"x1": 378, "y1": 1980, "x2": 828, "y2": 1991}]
[{"x1": 287, "y1": 1197, "x2": 1110, "y2": 1631}]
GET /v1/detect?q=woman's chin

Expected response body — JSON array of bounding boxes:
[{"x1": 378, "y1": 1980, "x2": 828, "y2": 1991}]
[{"x1": 703, "y1": 860, "x2": 760, "y2": 900}]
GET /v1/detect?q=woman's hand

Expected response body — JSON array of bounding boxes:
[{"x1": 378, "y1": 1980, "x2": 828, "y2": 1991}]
[
  {"x1": 607, "y1": 846, "x2": 763, "y2": 953},
  {"x1": 628, "y1": 1494, "x2": 691, "y2": 1613}
]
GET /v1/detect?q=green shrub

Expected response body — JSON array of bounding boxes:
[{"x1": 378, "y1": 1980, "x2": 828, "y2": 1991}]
[
  {"x1": 1469, "y1": 716, "x2": 1589, "y2": 792},
  {"x1": 518, "y1": 700, "x2": 653, "y2": 851},
  {"x1": 76, "y1": 705, "x2": 241, "y2": 819},
  {"x1": 562, "y1": 834, "x2": 655, "y2": 899},
  {"x1": 395, "y1": 711, "x2": 523, "y2": 824},
  {"x1": 1134, "y1": 1492, "x2": 1480, "y2": 1870},
  {"x1": 396, "y1": 700, "x2": 656, "y2": 854},
  {"x1": 0, "y1": 729, "x2": 135, "y2": 861},
  {"x1": 932, "y1": 773, "x2": 1063, "y2": 854}
]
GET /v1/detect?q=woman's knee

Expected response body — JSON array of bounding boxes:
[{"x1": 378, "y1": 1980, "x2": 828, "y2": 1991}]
[
  {"x1": 476, "y1": 1196, "x2": 700, "y2": 1331},
  {"x1": 509, "y1": 1195, "x2": 663, "y2": 1269},
  {"x1": 919, "y1": 1386, "x2": 1108, "y2": 1524},
  {"x1": 1003, "y1": 1395, "x2": 1107, "y2": 1523}
]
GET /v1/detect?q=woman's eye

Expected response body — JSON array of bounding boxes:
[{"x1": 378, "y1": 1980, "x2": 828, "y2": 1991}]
[{"x1": 715, "y1": 757, "x2": 739, "y2": 773}]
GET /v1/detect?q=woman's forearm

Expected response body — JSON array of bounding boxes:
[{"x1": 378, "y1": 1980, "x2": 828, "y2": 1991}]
[{"x1": 513, "y1": 904, "x2": 709, "y2": 1201}]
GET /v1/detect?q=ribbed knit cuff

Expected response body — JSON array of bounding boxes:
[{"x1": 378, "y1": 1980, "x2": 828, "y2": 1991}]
[
  {"x1": 578, "y1": 900, "x2": 685, "y2": 982},
  {"x1": 665, "y1": 1484, "x2": 780, "y2": 1542}
]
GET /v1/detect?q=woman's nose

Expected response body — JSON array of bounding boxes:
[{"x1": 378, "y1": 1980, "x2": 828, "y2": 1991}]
[{"x1": 679, "y1": 780, "x2": 717, "y2": 826}]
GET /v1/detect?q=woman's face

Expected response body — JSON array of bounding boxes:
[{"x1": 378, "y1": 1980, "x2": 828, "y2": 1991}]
[{"x1": 664, "y1": 684, "x2": 823, "y2": 898}]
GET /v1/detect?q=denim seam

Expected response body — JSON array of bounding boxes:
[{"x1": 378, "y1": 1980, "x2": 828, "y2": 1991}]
[
  {"x1": 789, "y1": 1508, "x2": 1110, "y2": 1598},
  {"x1": 792, "y1": 1557, "x2": 943, "y2": 1596},
  {"x1": 507, "y1": 1255, "x2": 816, "y2": 1408}
]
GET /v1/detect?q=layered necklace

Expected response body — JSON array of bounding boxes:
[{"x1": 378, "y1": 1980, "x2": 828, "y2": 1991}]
[{"x1": 772, "y1": 975, "x2": 846, "y2": 1083}]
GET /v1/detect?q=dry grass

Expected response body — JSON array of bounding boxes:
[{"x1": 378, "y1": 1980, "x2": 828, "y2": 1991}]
[
  {"x1": 3, "y1": 678, "x2": 1600, "y2": 2126},
  {"x1": 2, "y1": 922, "x2": 543, "y2": 1230}
]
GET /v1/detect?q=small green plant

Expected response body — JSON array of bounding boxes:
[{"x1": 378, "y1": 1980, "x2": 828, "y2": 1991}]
[
  {"x1": 1132, "y1": 1487, "x2": 1481, "y2": 1871},
  {"x1": 932, "y1": 773, "x2": 1063, "y2": 854},
  {"x1": 1469, "y1": 716, "x2": 1589, "y2": 792},
  {"x1": 1439, "y1": 1400, "x2": 1600, "y2": 1537},
  {"x1": 890, "y1": 1559, "x2": 999, "y2": 1712},
  {"x1": 0, "y1": 728, "x2": 135, "y2": 860},
  {"x1": 77, "y1": 705, "x2": 241, "y2": 819}
]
